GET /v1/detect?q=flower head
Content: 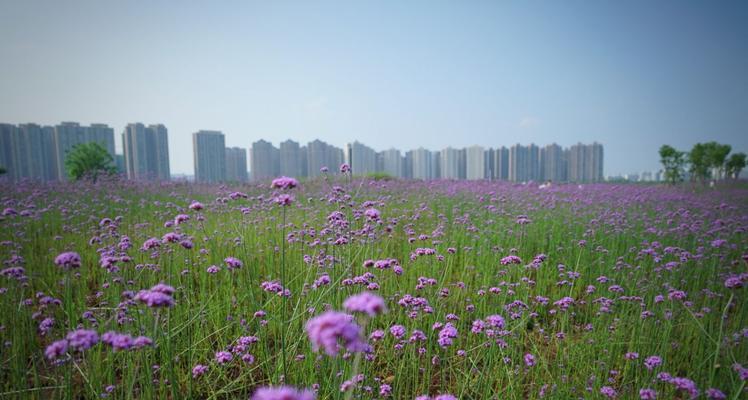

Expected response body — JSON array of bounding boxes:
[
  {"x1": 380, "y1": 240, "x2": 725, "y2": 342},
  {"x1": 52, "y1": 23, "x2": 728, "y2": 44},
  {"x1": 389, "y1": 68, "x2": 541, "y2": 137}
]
[
  {"x1": 343, "y1": 292, "x2": 387, "y2": 317},
  {"x1": 524, "y1": 353, "x2": 536, "y2": 367},
  {"x1": 66, "y1": 329, "x2": 99, "y2": 351},
  {"x1": 364, "y1": 208, "x2": 381, "y2": 221},
  {"x1": 45, "y1": 339, "x2": 68, "y2": 360},
  {"x1": 224, "y1": 257, "x2": 243, "y2": 270},
  {"x1": 54, "y1": 252, "x2": 81, "y2": 269},
  {"x1": 192, "y1": 364, "x2": 208, "y2": 378},
  {"x1": 251, "y1": 386, "x2": 316, "y2": 400},
  {"x1": 271, "y1": 176, "x2": 299, "y2": 190},
  {"x1": 274, "y1": 194, "x2": 294, "y2": 206},
  {"x1": 305, "y1": 311, "x2": 367, "y2": 356}
]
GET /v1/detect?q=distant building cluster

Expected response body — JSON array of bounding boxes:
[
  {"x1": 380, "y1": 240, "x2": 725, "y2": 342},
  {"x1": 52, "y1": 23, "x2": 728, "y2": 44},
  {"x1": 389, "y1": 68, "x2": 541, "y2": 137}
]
[
  {"x1": 0, "y1": 121, "x2": 604, "y2": 183},
  {"x1": 1, "y1": 121, "x2": 170, "y2": 182},
  {"x1": 192, "y1": 130, "x2": 248, "y2": 183},
  {"x1": 123, "y1": 123, "x2": 171, "y2": 180},
  {"x1": 248, "y1": 140, "x2": 604, "y2": 183},
  {"x1": 1, "y1": 122, "x2": 115, "y2": 181}
]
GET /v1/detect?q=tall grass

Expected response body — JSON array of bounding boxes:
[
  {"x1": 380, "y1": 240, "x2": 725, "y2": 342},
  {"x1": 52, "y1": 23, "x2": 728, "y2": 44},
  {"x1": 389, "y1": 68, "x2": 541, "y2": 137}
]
[{"x1": 0, "y1": 177, "x2": 746, "y2": 399}]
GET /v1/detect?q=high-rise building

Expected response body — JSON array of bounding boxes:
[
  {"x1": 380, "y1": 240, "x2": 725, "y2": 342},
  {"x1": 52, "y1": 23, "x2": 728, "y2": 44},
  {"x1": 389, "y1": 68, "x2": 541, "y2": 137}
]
[
  {"x1": 404, "y1": 150, "x2": 413, "y2": 179},
  {"x1": 346, "y1": 141, "x2": 377, "y2": 175},
  {"x1": 306, "y1": 139, "x2": 343, "y2": 178},
  {"x1": 568, "y1": 143, "x2": 586, "y2": 182},
  {"x1": 122, "y1": 123, "x2": 171, "y2": 180},
  {"x1": 193, "y1": 130, "x2": 226, "y2": 183},
  {"x1": 441, "y1": 147, "x2": 460, "y2": 179},
  {"x1": 51, "y1": 122, "x2": 115, "y2": 180},
  {"x1": 148, "y1": 124, "x2": 170, "y2": 180},
  {"x1": 457, "y1": 148, "x2": 467, "y2": 179},
  {"x1": 0, "y1": 124, "x2": 20, "y2": 181},
  {"x1": 115, "y1": 154, "x2": 125, "y2": 174},
  {"x1": 53, "y1": 122, "x2": 85, "y2": 180},
  {"x1": 299, "y1": 145, "x2": 308, "y2": 178},
  {"x1": 509, "y1": 144, "x2": 528, "y2": 182},
  {"x1": 528, "y1": 143, "x2": 541, "y2": 181},
  {"x1": 589, "y1": 142, "x2": 604, "y2": 182},
  {"x1": 488, "y1": 146, "x2": 509, "y2": 180},
  {"x1": 567, "y1": 142, "x2": 603, "y2": 182},
  {"x1": 16, "y1": 123, "x2": 58, "y2": 181},
  {"x1": 279, "y1": 140, "x2": 302, "y2": 178},
  {"x1": 411, "y1": 148, "x2": 433, "y2": 180},
  {"x1": 306, "y1": 140, "x2": 326, "y2": 178},
  {"x1": 225, "y1": 147, "x2": 248, "y2": 182},
  {"x1": 250, "y1": 139, "x2": 279, "y2": 181},
  {"x1": 381, "y1": 148, "x2": 403, "y2": 178},
  {"x1": 431, "y1": 151, "x2": 441, "y2": 180},
  {"x1": 87, "y1": 124, "x2": 116, "y2": 157},
  {"x1": 541, "y1": 143, "x2": 566, "y2": 182},
  {"x1": 466, "y1": 145, "x2": 486, "y2": 180}
]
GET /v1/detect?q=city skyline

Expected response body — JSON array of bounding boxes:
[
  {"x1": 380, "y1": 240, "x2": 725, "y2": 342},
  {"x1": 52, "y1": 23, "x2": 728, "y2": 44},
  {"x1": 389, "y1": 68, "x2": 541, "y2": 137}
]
[{"x1": 1, "y1": 120, "x2": 608, "y2": 183}]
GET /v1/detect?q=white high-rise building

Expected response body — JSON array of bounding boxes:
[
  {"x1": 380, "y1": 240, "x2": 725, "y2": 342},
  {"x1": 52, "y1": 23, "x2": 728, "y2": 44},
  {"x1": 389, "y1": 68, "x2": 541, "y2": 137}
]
[
  {"x1": 52, "y1": 122, "x2": 115, "y2": 180},
  {"x1": 225, "y1": 147, "x2": 248, "y2": 182},
  {"x1": 411, "y1": 148, "x2": 433, "y2": 180},
  {"x1": 193, "y1": 130, "x2": 226, "y2": 183},
  {"x1": 489, "y1": 146, "x2": 509, "y2": 180},
  {"x1": 17, "y1": 123, "x2": 58, "y2": 181},
  {"x1": 466, "y1": 145, "x2": 486, "y2": 180},
  {"x1": 440, "y1": 147, "x2": 460, "y2": 179},
  {"x1": 306, "y1": 139, "x2": 343, "y2": 178},
  {"x1": 381, "y1": 148, "x2": 403, "y2": 178},
  {"x1": 540, "y1": 143, "x2": 566, "y2": 182},
  {"x1": 280, "y1": 140, "x2": 302, "y2": 178},
  {"x1": 122, "y1": 123, "x2": 170, "y2": 180},
  {"x1": 346, "y1": 141, "x2": 377, "y2": 175},
  {"x1": 250, "y1": 139, "x2": 279, "y2": 181}
]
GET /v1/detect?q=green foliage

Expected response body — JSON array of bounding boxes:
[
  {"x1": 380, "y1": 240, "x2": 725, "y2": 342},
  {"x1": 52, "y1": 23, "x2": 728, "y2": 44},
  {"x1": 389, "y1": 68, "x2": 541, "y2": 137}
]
[
  {"x1": 703, "y1": 141, "x2": 732, "y2": 180},
  {"x1": 688, "y1": 143, "x2": 710, "y2": 183},
  {"x1": 64, "y1": 142, "x2": 116, "y2": 182},
  {"x1": 658, "y1": 144, "x2": 686, "y2": 184},
  {"x1": 365, "y1": 171, "x2": 396, "y2": 181},
  {"x1": 0, "y1": 166, "x2": 6, "y2": 175},
  {"x1": 725, "y1": 152, "x2": 746, "y2": 179}
]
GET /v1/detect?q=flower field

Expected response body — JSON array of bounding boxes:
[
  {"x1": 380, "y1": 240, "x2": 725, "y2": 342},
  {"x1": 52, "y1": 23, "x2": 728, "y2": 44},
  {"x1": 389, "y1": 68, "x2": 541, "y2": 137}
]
[{"x1": 1, "y1": 175, "x2": 746, "y2": 399}]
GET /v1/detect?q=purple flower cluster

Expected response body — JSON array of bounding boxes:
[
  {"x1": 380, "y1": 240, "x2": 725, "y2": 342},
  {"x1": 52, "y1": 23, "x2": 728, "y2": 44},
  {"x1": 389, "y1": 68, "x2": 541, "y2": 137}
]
[
  {"x1": 274, "y1": 194, "x2": 294, "y2": 206},
  {"x1": 305, "y1": 311, "x2": 367, "y2": 356},
  {"x1": 271, "y1": 176, "x2": 299, "y2": 190},
  {"x1": 251, "y1": 386, "x2": 315, "y2": 400},
  {"x1": 343, "y1": 292, "x2": 387, "y2": 317},
  {"x1": 101, "y1": 331, "x2": 153, "y2": 351},
  {"x1": 45, "y1": 328, "x2": 104, "y2": 360},
  {"x1": 224, "y1": 256, "x2": 243, "y2": 270},
  {"x1": 261, "y1": 280, "x2": 291, "y2": 297},
  {"x1": 415, "y1": 395, "x2": 457, "y2": 400},
  {"x1": 500, "y1": 255, "x2": 522, "y2": 265},
  {"x1": 54, "y1": 251, "x2": 81, "y2": 269},
  {"x1": 135, "y1": 283, "x2": 176, "y2": 307}
]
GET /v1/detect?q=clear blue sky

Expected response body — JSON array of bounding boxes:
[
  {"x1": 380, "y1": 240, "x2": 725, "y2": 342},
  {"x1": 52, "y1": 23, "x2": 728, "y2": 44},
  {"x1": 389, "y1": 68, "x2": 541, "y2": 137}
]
[{"x1": 1, "y1": 0, "x2": 746, "y2": 176}]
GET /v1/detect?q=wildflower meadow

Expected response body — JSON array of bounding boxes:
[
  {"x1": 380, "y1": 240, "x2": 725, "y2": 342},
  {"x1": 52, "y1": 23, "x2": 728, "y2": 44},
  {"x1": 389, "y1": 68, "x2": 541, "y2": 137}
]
[{"x1": 1, "y1": 172, "x2": 746, "y2": 399}]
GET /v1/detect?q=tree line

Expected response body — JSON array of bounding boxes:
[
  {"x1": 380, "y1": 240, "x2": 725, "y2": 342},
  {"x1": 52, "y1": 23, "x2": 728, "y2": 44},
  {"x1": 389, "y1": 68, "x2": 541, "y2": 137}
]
[{"x1": 659, "y1": 142, "x2": 745, "y2": 185}]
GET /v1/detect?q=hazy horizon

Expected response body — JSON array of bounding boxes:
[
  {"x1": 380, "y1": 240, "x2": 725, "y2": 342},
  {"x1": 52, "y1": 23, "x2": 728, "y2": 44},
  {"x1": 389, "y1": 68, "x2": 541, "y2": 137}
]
[{"x1": 1, "y1": 1, "x2": 747, "y2": 176}]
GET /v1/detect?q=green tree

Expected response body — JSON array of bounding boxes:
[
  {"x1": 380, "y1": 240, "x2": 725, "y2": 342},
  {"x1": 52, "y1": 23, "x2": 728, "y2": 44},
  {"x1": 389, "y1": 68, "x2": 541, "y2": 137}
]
[
  {"x1": 688, "y1": 143, "x2": 710, "y2": 183},
  {"x1": 0, "y1": 166, "x2": 6, "y2": 175},
  {"x1": 659, "y1": 145, "x2": 686, "y2": 185},
  {"x1": 64, "y1": 142, "x2": 116, "y2": 182},
  {"x1": 725, "y1": 152, "x2": 746, "y2": 180},
  {"x1": 703, "y1": 141, "x2": 731, "y2": 180}
]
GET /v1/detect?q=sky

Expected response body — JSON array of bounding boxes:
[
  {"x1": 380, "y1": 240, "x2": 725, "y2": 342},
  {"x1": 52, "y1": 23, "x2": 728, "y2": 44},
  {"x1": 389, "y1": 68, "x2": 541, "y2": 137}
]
[{"x1": 1, "y1": 1, "x2": 747, "y2": 176}]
